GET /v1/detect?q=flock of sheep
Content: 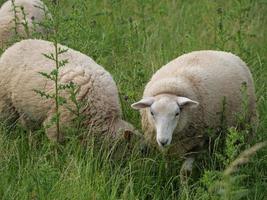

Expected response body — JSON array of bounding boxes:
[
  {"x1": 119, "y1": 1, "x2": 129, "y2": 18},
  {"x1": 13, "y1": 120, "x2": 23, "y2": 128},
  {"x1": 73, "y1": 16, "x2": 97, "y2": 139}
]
[{"x1": 0, "y1": 0, "x2": 257, "y2": 178}]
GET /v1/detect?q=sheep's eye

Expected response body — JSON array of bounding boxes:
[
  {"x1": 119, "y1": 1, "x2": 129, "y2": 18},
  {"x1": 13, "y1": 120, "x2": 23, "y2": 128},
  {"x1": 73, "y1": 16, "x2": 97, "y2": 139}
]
[
  {"x1": 175, "y1": 112, "x2": 180, "y2": 116},
  {"x1": 150, "y1": 111, "x2": 154, "y2": 116}
]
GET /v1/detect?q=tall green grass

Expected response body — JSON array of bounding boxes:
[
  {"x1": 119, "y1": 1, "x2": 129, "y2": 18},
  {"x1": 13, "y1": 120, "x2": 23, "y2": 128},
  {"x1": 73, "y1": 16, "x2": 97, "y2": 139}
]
[{"x1": 0, "y1": 0, "x2": 266, "y2": 199}]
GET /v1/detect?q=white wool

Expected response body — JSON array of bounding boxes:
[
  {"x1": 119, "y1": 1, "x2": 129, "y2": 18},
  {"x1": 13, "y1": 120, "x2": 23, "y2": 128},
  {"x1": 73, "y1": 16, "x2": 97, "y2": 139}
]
[
  {"x1": 0, "y1": 39, "x2": 135, "y2": 141},
  {"x1": 134, "y1": 50, "x2": 257, "y2": 156},
  {"x1": 0, "y1": 0, "x2": 49, "y2": 47}
]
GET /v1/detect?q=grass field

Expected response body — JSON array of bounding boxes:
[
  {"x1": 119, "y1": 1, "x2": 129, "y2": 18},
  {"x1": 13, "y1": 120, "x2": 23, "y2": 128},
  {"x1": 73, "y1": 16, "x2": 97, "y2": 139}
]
[{"x1": 0, "y1": 0, "x2": 266, "y2": 199}]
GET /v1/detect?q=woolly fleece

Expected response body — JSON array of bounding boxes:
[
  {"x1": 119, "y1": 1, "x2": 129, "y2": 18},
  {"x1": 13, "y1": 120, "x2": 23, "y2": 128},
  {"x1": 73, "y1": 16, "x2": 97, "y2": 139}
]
[
  {"x1": 0, "y1": 39, "x2": 134, "y2": 141},
  {"x1": 0, "y1": 0, "x2": 48, "y2": 47},
  {"x1": 140, "y1": 50, "x2": 257, "y2": 156}
]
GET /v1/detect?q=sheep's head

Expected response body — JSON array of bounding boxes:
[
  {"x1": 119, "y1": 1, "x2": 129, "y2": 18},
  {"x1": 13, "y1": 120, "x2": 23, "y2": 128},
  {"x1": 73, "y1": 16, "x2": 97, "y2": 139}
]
[
  {"x1": 110, "y1": 119, "x2": 146, "y2": 160},
  {"x1": 131, "y1": 94, "x2": 199, "y2": 148},
  {"x1": 112, "y1": 119, "x2": 143, "y2": 143}
]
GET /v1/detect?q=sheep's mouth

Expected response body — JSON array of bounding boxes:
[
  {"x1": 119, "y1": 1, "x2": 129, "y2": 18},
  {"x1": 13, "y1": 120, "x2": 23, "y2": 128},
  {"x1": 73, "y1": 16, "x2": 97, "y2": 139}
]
[{"x1": 157, "y1": 142, "x2": 172, "y2": 152}]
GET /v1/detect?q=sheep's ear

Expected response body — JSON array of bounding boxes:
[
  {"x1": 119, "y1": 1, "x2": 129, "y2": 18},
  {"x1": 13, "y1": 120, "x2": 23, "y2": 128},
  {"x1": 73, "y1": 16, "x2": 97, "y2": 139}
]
[
  {"x1": 131, "y1": 97, "x2": 155, "y2": 110},
  {"x1": 176, "y1": 97, "x2": 199, "y2": 108}
]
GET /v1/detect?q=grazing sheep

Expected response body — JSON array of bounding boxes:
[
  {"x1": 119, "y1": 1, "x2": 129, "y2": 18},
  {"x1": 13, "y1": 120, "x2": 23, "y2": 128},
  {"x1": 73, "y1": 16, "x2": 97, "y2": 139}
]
[
  {"x1": 0, "y1": 39, "x2": 136, "y2": 142},
  {"x1": 0, "y1": 0, "x2": 49, "y2": 47},
  {"x1": 131, "y1": 50, "x2": 257, "y2": 176}
]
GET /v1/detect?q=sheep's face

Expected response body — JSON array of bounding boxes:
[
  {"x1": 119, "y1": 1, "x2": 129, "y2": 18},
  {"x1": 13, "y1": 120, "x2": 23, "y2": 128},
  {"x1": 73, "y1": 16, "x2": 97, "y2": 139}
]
[{"x1": 131, "y1": 95, "x2": 199, "y2": 148}]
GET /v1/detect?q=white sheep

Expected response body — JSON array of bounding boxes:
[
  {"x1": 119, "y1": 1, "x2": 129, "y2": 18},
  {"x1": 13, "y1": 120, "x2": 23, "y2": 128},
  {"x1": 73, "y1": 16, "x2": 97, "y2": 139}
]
[
  {"x1": 0, "y1": 39, "x2": 135, "y2": 142},
  {"x1": 131, "y1": 50, "x2": 257, "y2": 176},
  {"x1": 0, "y1": 0, "x2": 49, "y2": 47}
]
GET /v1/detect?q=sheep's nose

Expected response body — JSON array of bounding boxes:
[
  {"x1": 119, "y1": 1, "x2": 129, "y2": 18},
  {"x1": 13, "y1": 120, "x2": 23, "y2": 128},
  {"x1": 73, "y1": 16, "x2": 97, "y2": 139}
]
[{"x1": 159, "y1": 139, "x2": 169, "y2": 147}]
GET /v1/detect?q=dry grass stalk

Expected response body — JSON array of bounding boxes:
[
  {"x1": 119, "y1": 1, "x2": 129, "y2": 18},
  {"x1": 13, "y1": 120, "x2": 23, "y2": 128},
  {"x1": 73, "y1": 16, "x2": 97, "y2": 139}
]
[{"x1": 224, "y1": 141, "x2": 267, "y2": 176}]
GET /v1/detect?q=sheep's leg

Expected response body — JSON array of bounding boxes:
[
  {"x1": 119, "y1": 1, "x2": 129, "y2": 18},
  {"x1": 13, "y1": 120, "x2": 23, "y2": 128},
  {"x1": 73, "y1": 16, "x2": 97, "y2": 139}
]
[
  {"x1": 18, "y1": 114, "x2": 41, "y2": 130},
  {"x1": 43, "y1": 113, "x2": 65, "y2": 143},
  {"x1": 43, "y1": 106, "x2": 73, "y2": 143},
  {"x1": 0, "y1": 96, "x2": 19, "y2": 124},
  {"x1": 0, "y1": 98, "x2": 6, "y2": 119},
  {"x1": 180, "y1": 156, "x2": 195, "y2": 183}
]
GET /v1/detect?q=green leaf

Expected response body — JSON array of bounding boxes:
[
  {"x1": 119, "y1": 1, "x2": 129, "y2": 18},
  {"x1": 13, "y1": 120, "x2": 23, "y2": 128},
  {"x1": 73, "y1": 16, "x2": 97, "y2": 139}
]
[
  {"x1": 42, "y1": 53, "x2": 56, "y2": 61},
  {"x1": 58, "y1": 96, "x2": 67, "y2": 106},
  {"x1": 38, "y1": 71, "x2": 54, "y2": 80},
  {"x1": 33, "y1": 89, "x2": 54, "y2": 99},
  {"x1": 59, "y1": 59, "x2": 68, "y2": 68},
  {"x1": 58, "y1": 47, "x2": 68, "y2": 54}
]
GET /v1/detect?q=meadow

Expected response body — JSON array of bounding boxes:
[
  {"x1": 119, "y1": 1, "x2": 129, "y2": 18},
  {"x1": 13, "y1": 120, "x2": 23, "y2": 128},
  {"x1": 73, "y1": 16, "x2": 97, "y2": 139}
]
[{"x1": 0, "y1": 0, "x2": 266, "y2": 199}]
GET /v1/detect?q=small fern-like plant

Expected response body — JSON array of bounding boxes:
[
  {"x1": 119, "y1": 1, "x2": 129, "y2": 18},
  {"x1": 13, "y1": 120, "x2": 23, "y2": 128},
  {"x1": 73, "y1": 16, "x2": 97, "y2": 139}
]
[
  {"x1": 64, "y1": 82, "x2": 86, "y2": 133},
  {"x1": 11, "y1": 0, "x2": 20, "y2": 36},
  {"x1": 32, "y1": 3, "x2": 52, "y2": 39},
  {"x1": 19, "y1": 6, "x2": 30, "y2": 38},
  {"x1": 198, "y1": 81, "x2": 261, "y2": 200},
  {"x1": 34, "y1": 1, "x2": 85, "y2": 141},
  {"x1": 38, "y1": 45, "x2": 68, "y2": 140},
  {"x1": 34, "y1": 1, "x2": 68, "y2": 141},
  {"x1": 10, "y1": 0, "x2": 31, "y2": 40}
]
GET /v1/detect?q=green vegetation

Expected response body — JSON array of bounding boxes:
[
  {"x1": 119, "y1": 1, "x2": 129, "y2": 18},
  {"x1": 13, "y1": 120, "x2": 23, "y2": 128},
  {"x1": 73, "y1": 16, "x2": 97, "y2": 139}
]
[{"x1": 0, "y1": 0, "x2": 266, "y2": 199}]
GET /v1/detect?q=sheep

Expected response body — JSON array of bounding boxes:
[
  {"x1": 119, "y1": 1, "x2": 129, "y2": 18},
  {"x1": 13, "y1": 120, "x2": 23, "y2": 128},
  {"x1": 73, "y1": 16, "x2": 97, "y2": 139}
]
[
  {"x1": 131, "y1": 50, "x2": 257, "y2": 177},
  {"x1": 0, "y1": 39, "x2": 136, "y2": 142},
  {"x1": 0, "y1": 0, "x2": 49, "y2": 47}
]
